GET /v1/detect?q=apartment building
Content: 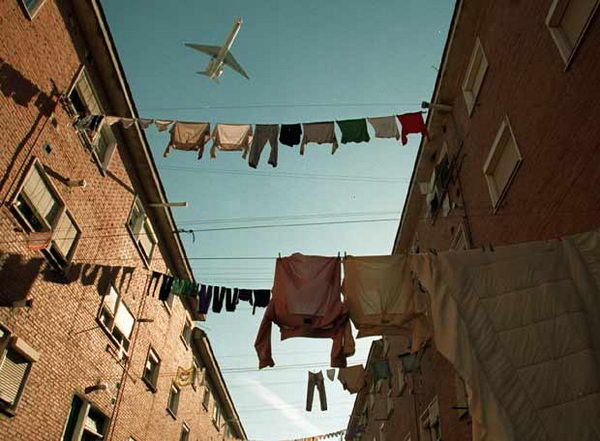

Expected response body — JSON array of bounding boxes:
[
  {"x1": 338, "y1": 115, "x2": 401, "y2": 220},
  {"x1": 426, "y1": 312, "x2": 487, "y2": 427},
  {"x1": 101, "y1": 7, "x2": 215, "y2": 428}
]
[
  {"x1": 0, "y1": 1, "x2": 245, "y2": 440},
  {"x1": 348, "y1": 0, "x2": 600, "y2": 440}
]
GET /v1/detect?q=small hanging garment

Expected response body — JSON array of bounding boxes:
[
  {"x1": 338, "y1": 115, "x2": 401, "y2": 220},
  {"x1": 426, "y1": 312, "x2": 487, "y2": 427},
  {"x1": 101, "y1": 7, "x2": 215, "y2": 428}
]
[
  {"x1": 300, "y1": 122, "x2": 339, "y2": 155},
  {"x1": 396, "y1": 112, "x2": 429, "y2": 145},
  {"x1": 279, "y1": 123, "x2": 302, "y2": 147},
  {"x1": 254, "y1": 254, "x2": 355, "y2": 369},
  {"x1": 248, "y1": 124, "x2": 279, "y2": 168},
  {"x1": 164, "y1": 121, "x2": 211, "y2": 159},
  {"x1": 306, "y1": 371, "x2": 327, "y2": 411},
  {"x1": 148, "y1": 271, "x2": 163, "y2": 296},
  {"x1": 337, "y1": 365, "x2": 365, "y2": 394},
  {"x1": 413, "y1": 228, "x2": 600, "y2": 441},
  {"x1": 155, "y1": 119, "x2": 173, "y2": 132},
  {"x1": 326, "y1": 369, "x2": 336, "y2": 381},
  {"x1": 225, "y1": 288, "x2": 239, "y2": 312},
  {"x1": 210, "y1": 124, "x2": 253, "y2": 159},
  {"x1": 367, "y1": 116, "x2": 400, "y2": 140},
  {"x1": 138, "y1": 118, "x2": 154, "y2": 129},
  {"x1": 175, "y1": 366, "x2": 196, "y2": 388},
  {"x1": 342, "y1": 255, "x2": 429, "y2": 347},
  {"x1": 172, "y1": 279, "x2": 199, "y2": 297},
  {"x1": 212, "y1": 286, "x2": 225, "y2": 313},
  {"x1": 120, "y1": 118, "x2": 135, "y2": 129},
  {"x1": 198, "y1": 285, "x2": 213, "y2": 314},
  {"x1": 158, "y1": 275, "x2": 175, "y2": 301},
  {"x1": 336, "y1": 119, "x2": 370, "y2": 144},
  {"x1": 238, "y1": 289, "x2": 253, "y2": 304},
  {"x1": 104, "y1": 115, "x2": 121, "y2": 126},
  {"x1": 252, "y1": 289, "x2": 271, "y2": 315}
]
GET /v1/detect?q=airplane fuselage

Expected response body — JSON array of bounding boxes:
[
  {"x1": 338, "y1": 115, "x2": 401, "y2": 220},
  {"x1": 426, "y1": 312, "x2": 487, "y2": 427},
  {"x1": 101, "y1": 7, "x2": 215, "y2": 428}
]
[{"x1": 204, "y1": 18, "x2": 243, "y2": 81}]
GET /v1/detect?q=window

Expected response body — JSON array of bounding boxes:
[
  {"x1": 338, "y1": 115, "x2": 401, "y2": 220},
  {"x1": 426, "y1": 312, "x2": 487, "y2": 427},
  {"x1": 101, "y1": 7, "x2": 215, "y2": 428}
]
[
  {"x1": 212, "y1": 401, "x2": 221, "y2": 429},
  {"x1": 98, "y1": 286, "x2": 135, "y2": 354},
  {"x1": 142, "y1": 347, "x2": 160, "y2": 391},
  {"x1": 127, "y1": 198, "x2": 157, "y2": 264},
  {"x1": 19, "y1": 0, "x2": 47, "y2": 18},
  {"x1": 454, "y1": 375, "x2": 470, "y2": 419},
  {"x1": 179, "y1": 423, "x2": 190, "y2": 441},
  {"x1": 61, "y1": 395, "x2": 109, "y2": 441},
  {"x1": 12, "y1": 159, "x2": 80, "y2": 267},
  {"x1": 68, "y1": 69, "x2": 102, "y2": 119},
  {"x1": 420, "y1": 397, "x2": 442, "y2": 441},
  {"x1": 0, "y1": 326, "x2": 39, "y2": 414},
  {"x1": 546, "y1": 0, "x2": 599, "y2": 65},
  {"x1": 181, "y1": 317, "x2": 193, "y2": 348},
  {"x1": 167, "y1": 383, "x2": 181, "y2": 417},
  {"x1": 462, "y1": 38, "x2": 489, "y2": 116},
  {"x1": 93, "y1": 125, "x2": 117, "y2": 172},
  {"x1": 191, "y1": 358, "x2": 200, "y2": 390},
  {"x1": 483, "y1": 117, "x2": 522, "y2": 211},
  {"x1": 451, "y1": 224, "x2": 469, "y2": 251},
  {"x1": 202, "y1": 384, "x2": 211, "y2": 410}
]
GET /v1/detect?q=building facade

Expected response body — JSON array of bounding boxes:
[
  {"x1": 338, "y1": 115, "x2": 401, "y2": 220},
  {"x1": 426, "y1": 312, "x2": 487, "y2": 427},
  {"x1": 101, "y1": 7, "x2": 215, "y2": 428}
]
[
  {"x1": 348, "y1": 0, "x2": 600, "y2": 439},
  {"x1": 0, "y1": 1, "x2": 245, "y2": 440}
]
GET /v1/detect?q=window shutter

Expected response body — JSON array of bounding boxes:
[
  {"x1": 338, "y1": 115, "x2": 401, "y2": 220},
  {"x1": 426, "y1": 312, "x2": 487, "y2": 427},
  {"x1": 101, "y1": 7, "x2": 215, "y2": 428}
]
[
  {"x1": 137, "y1": 221, "x2": 155, "y2": 259},
  {"x1": 0, "y1": 350, "x2": 29, "y2": 405},
  {"x1": 22, "y1": 167, "x2": 60, "y2": 229},
  {"x1": 114, "y1": 303, "x2": 135, "y2": 339},
  {"x1": 53, "y1": 211, "x2": 78, "y2": 257},
  {"x1": 76, "y1": 73, "x2": 102, "y2": 115},
  {"x1": 561, "y1": 0, "x2": 598, "y2": 48}
]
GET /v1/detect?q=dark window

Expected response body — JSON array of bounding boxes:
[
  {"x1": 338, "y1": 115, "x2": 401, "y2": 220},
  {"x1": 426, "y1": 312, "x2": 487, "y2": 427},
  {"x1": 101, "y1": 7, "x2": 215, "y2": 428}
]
[{"x1": 167, "y1": 384, "x2": 180, "y2": 416}]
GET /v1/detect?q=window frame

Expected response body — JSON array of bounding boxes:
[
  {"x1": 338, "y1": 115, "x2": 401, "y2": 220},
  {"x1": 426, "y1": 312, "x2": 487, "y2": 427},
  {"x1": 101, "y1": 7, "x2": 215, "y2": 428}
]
[
  {"x1": 142, "y1": 347, "x2": 160, "y2": 392},
  {"x1": 126, "y1": 197, "x2": 157, "y2": 266},
  {"x1": 179, "y1": 423, "x2": 190, "y2": 441},
  {"x1": 462, "y1": 37, "x2": 489, "y2": 116},
  {"x1": 18, "y1": 0, "x2": 48, "y2": 19},
  {"x1": 212, "y1": 400, "x2": 222, "y2": 430},
  {"x1": 167, "y1": 383, "x2": 181, "y2": 418},
  {"x1": 450, "y1": 223, "x2": 470, "y2": 251},
  {"x1": 60, "y1": 395, "x2": 109, "y2": 441},
  {"x1": 10, "y1": 158, "x2": 81, "y2": 268},
  {"x1": 97, "y1": 285, "x2": 135, "y2": 356},
  {"x1": 0, "y1": 325, "x2": 38, "y2": 415},
  {"x1": 180, "y1": 316, "x2": 193, "y2": 349},
  {"x1": 483, "y1": 116, "x2": 523, "y2": 212},
  {"x1": 202, "y1": 383, "x2": 211, "y2": 410},
  {"x1": 546, "y1": 0, "x2": 600, "y2": 67}
]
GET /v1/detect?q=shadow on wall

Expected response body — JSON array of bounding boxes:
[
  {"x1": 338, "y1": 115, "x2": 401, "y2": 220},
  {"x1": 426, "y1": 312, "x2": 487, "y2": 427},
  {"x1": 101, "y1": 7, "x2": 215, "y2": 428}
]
[{"x1": 0, "y1": 252, "x2": 136, "y2": 306}]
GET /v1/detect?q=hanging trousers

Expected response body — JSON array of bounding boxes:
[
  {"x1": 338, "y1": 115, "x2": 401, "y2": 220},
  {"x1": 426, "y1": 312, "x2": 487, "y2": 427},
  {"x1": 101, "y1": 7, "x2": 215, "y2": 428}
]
[{"x1": 306, "y1": 371, "x2": 327, "y2": 411}]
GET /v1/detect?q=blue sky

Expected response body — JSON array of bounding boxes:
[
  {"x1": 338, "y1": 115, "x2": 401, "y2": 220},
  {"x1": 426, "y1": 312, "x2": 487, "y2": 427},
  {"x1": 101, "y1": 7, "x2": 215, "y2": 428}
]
[{"x1": 102, "y1": 0, "x2": 455, "y2": 439}]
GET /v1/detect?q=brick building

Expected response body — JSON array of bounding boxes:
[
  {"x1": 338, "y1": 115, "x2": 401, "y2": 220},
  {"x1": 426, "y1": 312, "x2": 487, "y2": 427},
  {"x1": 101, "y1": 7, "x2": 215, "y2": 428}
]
[
  {"x1": 347, "y1": 0, "x2": 600, "y2": 440},
  {"x1": 0, "y1": 1, "x2": 246, "y2": 440}
]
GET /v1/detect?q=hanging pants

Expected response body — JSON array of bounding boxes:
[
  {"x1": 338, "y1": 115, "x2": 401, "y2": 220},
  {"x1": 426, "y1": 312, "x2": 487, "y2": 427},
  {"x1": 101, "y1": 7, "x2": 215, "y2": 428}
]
[{"x1": 306, "y1": 371, "x2": 327, "y2": 411}]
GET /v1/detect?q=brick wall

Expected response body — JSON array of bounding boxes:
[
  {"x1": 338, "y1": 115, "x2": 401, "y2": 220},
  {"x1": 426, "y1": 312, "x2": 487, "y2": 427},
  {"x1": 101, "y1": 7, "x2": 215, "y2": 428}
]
[{"x1": 0, "y1": 2, "x2": 239, "y2": 440}]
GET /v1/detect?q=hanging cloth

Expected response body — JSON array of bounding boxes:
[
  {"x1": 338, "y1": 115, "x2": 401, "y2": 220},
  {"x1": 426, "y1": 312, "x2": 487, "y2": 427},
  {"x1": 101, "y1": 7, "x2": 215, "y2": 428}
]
[
  {"x1": 342, "y1": 254, "x2": 429, "y2": 347},
  {"x1": 120, "y1": 118, "x2": 135, "y2": 129},
  {"x1": 249, "y1": 124, "x2": 279, "y2": 168},
  {"x1": 300, "y1": 122, "x2": 339, "y2": 155},
  {"x1": 306, "y1": 371, "x2": 327, "y2": 411},
  {"x1": 238, "y1": 289, "x2": 253, "y2": 304},
  {"x1": 163, "y1": 121, "x2": 211, "y2": 159},
  {"x1": 175, "y1": 366, "x2": 196, "y2": 388},
  {"x1": 367, "y1": 116, "x2": 400, "y2": 140},
  {"x1": 212, "y1": 286, "x2": 225, "y2": 313},
  {"x1": 279, "y1": 123, "x2": 302, "y2": 147},
  {"x1": 413, "y1": 228, "x2": 600, "y2": 441},
  {"x1": 252, "y1": 289, "x2": 271, "y2": 315},
  {"x1": 158, "y1": 275, "x2": 174, "y2": 301},
  {"x1": 155, "y1": 119, "x2": 174, "y2": 132},
  {"x1": 138, "y1": 118, "x2": 154, "y2": 129},
  {"x1": 336, "y1": 119, "x2": 370, "y2": 144},
  {"x1": 148, "y1": 271, "x2": 163, "y2": 296},
  {"x1": 171, "y1": 279, "x2": 199, "y2": 297},
  {"x1": 326, "y1": 368, "x2": 336, "y2": 381},
  {"x1": 104, "y1": 115, "x2": 121, "y2": 126},
  {"x1": 254, "y1": 254, "x2": 355, "y2": 369},
  {"x1": 210, "y1": 124, "x2": 253, "y2": 159},
  {"x1": 396, "y1": 112, "x2": 429, "y2": 145},
  {"x1": 198, "y1": 285, "x2": 213, "y2": 314},
  {"x1": 337, "y1": 365, "x2": 365, "y2": 394},
  {"x1": 225, "y1": 288, "x2": 239, "y2": 312}
]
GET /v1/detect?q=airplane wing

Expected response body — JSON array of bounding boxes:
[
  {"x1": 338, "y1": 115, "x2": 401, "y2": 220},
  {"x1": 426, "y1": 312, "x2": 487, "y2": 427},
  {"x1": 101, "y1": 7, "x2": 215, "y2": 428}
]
[
  {"x1": 223, "y1": 52, "x2": 249, "y2": 79},
  {"x1": 184, "y1": 44, "x2": 222, "y2": 57}
]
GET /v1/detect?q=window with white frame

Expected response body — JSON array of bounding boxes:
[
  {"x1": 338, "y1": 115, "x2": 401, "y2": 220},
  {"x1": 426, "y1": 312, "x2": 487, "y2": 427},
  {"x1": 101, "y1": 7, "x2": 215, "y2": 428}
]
[
  {"x1": 483, "y1": 117, "x2": 522, "y2": 210},
  {"x1": 98, "y1": 285, "x2": 135, "y2": 354},
  {"x1": 12, "y1": 159, "x2": 80, "y2": 266},
  {"x1": 212, "y1": 400, "x2": 221, "y2": 429},
  {"x1": 202, "y1": 382, "x2": 211, "y2": 410},
  {"x1": 142, "y1": 347, "x2": 160, "y2": 391},
  {"x1": 61, "y1": 395, "x2": 109, "y2": 441},
  {"x1": 462, "y1": 38, "x2": 489, "y2": 116},
  {"x1": 420, "y1": 397, "x2": 442, "y2": 441},
  {"x1": 93, "y1": 125, "x2": 117, "y2": 171},
  {"x1": 19, "y1": 0, "x2": 47, "y2": 19},
  {"x1": 126, "y1": 198, "x2": 157, "y2": 264},
  {"x1": 181, "y1": 317, "x2": 193, "y2": 348},
  {"x1": 179, "y1": 423, "x2": 190, "y2": 441},
  {"x1": 546, "y1": 0, "x2": 599, "y2": 64},
  {"x1": 0, "y1": 326, "x2": 39, "y2": 414},
  {"x1": 68, "y1": 69, "x2": 103, "y2": 119},
  {"x1": 167, "y1": 383, "x2": 181, "y2": 416}
]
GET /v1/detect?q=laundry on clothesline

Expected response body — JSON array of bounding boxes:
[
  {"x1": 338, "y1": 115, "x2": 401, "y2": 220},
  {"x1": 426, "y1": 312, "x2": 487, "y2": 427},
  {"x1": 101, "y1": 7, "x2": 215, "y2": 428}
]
[
  {"x1": 174, "y1": 365, "x2": 197, "y2": 388},
  {"x1": 88, "y1": 110, "x2": 427, "y2": 167},
  {"x1": 306, "y1": 370, "x2": 327, "y2": 412},
  {"x1": 337, "y1": 364, "x2": 365, "y2": 394},
  {"x1": 254, "y1": 253, "x2": 355, "y2": 369}
]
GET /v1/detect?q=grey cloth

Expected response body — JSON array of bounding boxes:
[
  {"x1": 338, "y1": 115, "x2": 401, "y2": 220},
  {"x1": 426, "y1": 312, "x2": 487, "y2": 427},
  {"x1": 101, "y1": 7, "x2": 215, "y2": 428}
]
[
  {"x1": 326, "y1": 369, "x2": 336, "y2": 381},
  {"x1": 300, "y1": 122, "x2": 338, "y2": 155},
  {"x1": 306, "y1": 371, "x2": 327, "y2": 411},
  {"x1": 249, "y1": 124, "x2": 279, "y2": 168}
]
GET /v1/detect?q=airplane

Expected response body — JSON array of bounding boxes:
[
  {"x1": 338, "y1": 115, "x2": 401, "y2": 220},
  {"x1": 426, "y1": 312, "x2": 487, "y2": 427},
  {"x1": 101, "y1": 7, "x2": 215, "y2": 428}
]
[{"x1": 184, "y1": 17, "x2": 249, "y2": 83}]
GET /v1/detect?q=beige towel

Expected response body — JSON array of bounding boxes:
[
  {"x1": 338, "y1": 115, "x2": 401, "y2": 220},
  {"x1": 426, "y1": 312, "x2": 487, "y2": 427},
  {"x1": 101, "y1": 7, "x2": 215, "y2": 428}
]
[
  {"x1": 210, "y1": 124, "x2": 253, "y2": 159},
  {"x1": 300, "y1": 122, "x2": 338, "y2": 155},
  {"x1": 367, "y1": 116, "x2": 400, "y2": 140}
]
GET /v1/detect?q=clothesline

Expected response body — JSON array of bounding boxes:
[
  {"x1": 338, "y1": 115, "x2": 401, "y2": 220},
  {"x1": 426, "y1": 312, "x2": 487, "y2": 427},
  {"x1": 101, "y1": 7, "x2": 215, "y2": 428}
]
[{"x1": 138, "y1": 100, "x2": 421, "y2": 111}]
